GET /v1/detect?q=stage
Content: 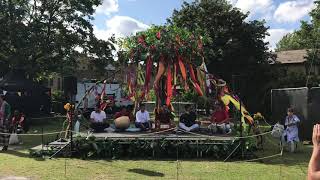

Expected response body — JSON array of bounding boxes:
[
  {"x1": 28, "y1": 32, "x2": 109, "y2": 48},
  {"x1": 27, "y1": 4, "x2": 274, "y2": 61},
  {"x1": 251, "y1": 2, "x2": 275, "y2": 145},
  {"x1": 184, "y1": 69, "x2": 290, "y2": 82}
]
[
  {"x1": 30, "y1": 130, "x2": 241, "y2": 159},
  {"x1": 80, "y1": 131, "x2": 236, "y2": 142}
]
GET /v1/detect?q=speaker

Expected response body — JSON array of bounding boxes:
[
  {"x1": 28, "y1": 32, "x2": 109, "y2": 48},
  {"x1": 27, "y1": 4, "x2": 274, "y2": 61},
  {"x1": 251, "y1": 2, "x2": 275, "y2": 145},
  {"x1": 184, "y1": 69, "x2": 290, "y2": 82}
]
[{"x1": 63, "y1": 76, "x2": 77, "y2": 95}]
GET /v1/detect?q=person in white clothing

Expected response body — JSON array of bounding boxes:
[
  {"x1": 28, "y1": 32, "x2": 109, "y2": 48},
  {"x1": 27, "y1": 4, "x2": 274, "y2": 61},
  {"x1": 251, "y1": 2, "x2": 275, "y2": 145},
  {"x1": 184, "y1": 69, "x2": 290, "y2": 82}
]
[
  {"x1": 135, "y1": 104, "x2": 150, "y2": 131},
  {"x1": 282, "y1": 107, "x2": 300, "y2": 152},
  {"x1": 90, "y1": 105, "x2": 109, "y2": 132}
]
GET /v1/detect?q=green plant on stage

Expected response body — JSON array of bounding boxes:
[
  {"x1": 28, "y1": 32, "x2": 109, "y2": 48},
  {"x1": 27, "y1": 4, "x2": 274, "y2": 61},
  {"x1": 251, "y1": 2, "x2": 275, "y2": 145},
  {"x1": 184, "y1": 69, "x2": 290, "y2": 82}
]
[{"x1": 66, "y1": 135, "x2": 252, "y2": 160}]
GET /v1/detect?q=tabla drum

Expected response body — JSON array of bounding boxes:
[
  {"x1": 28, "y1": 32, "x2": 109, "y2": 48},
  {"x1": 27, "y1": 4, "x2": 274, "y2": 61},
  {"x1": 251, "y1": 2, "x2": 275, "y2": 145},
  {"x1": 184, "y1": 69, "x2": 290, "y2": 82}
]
[{"x1": 114, "y1": 116, "x2": 130, "y2": 129}]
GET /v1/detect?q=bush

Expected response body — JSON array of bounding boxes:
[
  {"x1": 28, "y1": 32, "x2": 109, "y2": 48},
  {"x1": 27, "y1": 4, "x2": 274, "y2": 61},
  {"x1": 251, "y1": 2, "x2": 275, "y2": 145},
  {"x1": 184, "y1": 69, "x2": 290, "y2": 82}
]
[{"x1": 51, "y1": 90, "x2": 65, "y2": 102}]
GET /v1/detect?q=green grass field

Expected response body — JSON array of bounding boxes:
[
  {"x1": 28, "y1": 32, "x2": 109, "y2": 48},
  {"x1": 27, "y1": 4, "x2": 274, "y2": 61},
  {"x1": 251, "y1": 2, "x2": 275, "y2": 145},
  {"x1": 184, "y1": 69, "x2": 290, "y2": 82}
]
[{"x1": 0, "y1": 118, "x2": 313, "y2": 180}]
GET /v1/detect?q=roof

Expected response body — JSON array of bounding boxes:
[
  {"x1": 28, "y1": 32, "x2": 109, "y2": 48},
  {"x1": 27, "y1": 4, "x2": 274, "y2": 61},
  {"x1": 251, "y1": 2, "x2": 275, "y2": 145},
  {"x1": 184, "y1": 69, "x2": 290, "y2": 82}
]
[{"x1": 275, "y1": 49, "x2": 307, "y2": 64}]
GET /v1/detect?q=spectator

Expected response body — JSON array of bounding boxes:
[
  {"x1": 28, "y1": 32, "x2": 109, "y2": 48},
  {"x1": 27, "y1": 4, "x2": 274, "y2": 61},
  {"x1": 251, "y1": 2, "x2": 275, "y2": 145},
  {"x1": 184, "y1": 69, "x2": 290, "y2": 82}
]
[
  {"x1": 179, "y1": 104, "x2": 199, "y2": 132},
  {"x1": 90, "y1": 105, "x2": 109, "y2": 132},
  {"x1": 0, "y1": 94, "x2": 11, "y2": 151},
  {"x1": 283, "y1": 107, "x2": 300, "y2": 152},
  {"x1": 135, "y1": 104, "x2": 150, "y2": 131},
  {"x1": 11, "y1": 110, "x2": 28, "y2": 133}
]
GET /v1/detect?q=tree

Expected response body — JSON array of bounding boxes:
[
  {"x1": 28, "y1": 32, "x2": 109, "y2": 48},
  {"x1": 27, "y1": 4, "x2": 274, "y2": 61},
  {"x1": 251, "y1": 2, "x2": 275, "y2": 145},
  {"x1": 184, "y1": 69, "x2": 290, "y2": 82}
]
[
  {"x1": 0, "y1": 0, "x2": 115, "y2": 79},
  {"x1": 119, "y1": 25, "x2": 208, "y2": 109},
  {"x1": 169, "y1": 0, "x2": 272, "y2": 112},
  {"x1": 276, "y1": 32, "x2": 305, "y2": 52},
  {"x1": 275, "y1": 1, "x2": 320, "y2": 51},
  {"x1": 275, "y1": 1, "x2": 320, "y2": 86}
]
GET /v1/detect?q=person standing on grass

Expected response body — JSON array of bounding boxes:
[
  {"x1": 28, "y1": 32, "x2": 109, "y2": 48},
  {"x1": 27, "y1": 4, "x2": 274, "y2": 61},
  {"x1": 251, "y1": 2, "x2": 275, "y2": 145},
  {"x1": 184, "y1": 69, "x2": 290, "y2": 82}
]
[
  {"x1": 308, "y1": 124, "x2": 320, "y2": 180},
  {"x1": 90, "y1": 104, "x2": 109, "y2": 132},
  {"x1": 11, "y1": 110, "x2": 28, "y2": 133},
  {"x1": 283, "y1": 107, "x2": 300, "y2": 152},
  {"x1": 0, "y1": 94, "x2": 11, "y2": 151},
  {"x1": 135, "y1": 104, "x2": 150, "y2": 131},
  {"x1": 179, "y1": 104, "x2": 199, "y2": 132}
]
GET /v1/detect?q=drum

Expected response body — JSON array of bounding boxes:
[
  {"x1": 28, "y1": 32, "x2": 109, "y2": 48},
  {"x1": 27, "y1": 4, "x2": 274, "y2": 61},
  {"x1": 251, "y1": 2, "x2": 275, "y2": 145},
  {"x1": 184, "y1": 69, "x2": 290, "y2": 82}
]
[{"x1": 114, "y1": 116, "x2": 130, "y2": 129}]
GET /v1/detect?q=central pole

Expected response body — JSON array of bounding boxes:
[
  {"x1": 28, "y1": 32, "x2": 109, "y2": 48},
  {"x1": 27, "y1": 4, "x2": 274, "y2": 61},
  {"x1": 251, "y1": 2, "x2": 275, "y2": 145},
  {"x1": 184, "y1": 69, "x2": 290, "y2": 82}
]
[
  {"x1": 70, "y1": 110, "x2": 73, "y2": 156},
  {"x1": 69, "y1": 93, "x2": 74, "y2": 157},
  {"x1": 233, "y1": 74, "x2": 244, "y2": 158},
  {"x1": 239, "y1": 93, "x2": 244, "y2": 158}
]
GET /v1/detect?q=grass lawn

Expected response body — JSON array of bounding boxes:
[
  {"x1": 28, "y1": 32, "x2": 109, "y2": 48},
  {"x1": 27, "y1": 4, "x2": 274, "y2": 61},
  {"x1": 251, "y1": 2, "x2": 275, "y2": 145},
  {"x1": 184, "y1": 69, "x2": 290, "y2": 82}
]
[{"x1": 0, "y1": 118, "x2": 313, "y2": 180}]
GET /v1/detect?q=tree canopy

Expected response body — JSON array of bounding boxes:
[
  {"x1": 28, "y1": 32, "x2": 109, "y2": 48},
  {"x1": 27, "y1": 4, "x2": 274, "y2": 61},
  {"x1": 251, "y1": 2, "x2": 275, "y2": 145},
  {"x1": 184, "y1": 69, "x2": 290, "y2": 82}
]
[
  {"x1": 119, "y1": 25, "x2": 209, "y2": 107},
  {"x1": 169, "y1": 0, "x2": 272, "y2": 112},
  {"x1": 120, "y1": 25, "x2": 208, "y2": 65},
  {"x1": 0, "y1": 0, "x2": 115, "y2": 79},
  {"x1": 275, "y1": 1, "x2": 320, "y2": 87},
  {"x1": 276, "y1": 1, "x2": 320, "y2": 52}
]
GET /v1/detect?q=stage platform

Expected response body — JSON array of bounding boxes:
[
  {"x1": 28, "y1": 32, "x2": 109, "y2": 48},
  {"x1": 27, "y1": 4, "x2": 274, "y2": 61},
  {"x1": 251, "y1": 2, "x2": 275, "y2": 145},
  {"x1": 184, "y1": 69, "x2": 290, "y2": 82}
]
[
  {"x1": 78, "y1": 131, "x2": 236, "y2": 144},
  {"x1": 30, "y1": 131, "x2": 240, "y2": 158}
]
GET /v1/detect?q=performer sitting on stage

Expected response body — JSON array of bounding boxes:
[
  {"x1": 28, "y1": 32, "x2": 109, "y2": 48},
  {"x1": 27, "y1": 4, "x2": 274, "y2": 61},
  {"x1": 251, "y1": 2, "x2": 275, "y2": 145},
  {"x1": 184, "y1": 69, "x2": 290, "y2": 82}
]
[
  {"x1": 114, "y1": 106, "x2": 134, "y2": 122},
  {"x1": 211, "y1": 101, "x2": 232, "y2": 134},
  {"x1": 155, "y1": 104, "x2": 175, "y2": 129},
  {"x1": 90, "y1": 104, "x2": 109, "y2": 132},
  {"x1": 135, "y1": 104, "x2": 151, "y2": 131},
  {"x1": 179, "y1": 104, "x2": 199, "y2": 132},
  {"x1": 114, "y1": 107, "x2": 127, "y2": 119}
]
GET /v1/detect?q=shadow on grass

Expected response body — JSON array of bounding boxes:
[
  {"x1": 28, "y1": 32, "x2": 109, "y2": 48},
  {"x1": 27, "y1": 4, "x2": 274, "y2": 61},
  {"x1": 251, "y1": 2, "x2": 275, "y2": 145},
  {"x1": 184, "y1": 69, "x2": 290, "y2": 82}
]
[
  {"x1": 0, "y1": 150, "x2": 45, "y2": 161},
  {"x1": 128, "y1": 168, "x2": 164, "y2": 177},
  {"x1": 1, "y1": 150, "x2": 29, "y2": 158}
]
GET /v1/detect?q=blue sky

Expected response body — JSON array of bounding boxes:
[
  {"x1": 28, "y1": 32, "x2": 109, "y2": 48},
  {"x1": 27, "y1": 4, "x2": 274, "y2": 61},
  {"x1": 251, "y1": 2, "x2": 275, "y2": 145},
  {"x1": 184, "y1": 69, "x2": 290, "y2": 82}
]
[{"x1": 92, "y1": 0, "x2": 316, "y2": 50}]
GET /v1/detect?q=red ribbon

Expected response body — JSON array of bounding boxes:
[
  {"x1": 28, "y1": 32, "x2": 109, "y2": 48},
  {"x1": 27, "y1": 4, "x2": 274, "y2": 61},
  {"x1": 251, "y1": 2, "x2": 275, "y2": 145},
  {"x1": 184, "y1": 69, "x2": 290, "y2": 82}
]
[{"x1": 166, "y1": 65, "x2": 172, "y2": 106}]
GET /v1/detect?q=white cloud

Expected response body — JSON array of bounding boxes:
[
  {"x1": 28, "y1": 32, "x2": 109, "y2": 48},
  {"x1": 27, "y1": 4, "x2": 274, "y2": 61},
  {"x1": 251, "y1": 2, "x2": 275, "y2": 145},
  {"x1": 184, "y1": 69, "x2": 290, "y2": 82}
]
[
  {"x1": 228, "y1": 0, "x2": 275, "y2": 19},
  {"x1": 274, "y1": 0, "x2": 315, "y2": 23},
  {"x1": 265, "y1": 28, "x2": 293, "y2": 50},
  {"x1": 94, "y1": 16, "x2": 149, "y2": 41},
  {"x1": 93, "y1": 27, "x2": 111, "y2": 41},
  {"x1": 95, "y1": 0, "x2": 119, "y2": 15},
  {"x1": 227, "y1": 0, "x2": 237, "y2": 5}
]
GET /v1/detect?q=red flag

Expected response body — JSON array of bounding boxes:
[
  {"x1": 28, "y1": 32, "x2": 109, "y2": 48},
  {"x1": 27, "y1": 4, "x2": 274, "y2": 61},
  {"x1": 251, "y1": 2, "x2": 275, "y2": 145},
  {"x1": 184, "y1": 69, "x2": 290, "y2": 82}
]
[{"x1": 177, "y1": 55, "x2": 188, "y2": 90}]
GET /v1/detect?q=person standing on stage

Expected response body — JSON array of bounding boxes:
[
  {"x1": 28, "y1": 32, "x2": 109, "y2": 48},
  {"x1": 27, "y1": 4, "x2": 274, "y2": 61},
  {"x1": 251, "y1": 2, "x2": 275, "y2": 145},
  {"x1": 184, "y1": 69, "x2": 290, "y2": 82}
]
[{"x1": 0, "y1": 94, "x2": 11, "y2": 151}]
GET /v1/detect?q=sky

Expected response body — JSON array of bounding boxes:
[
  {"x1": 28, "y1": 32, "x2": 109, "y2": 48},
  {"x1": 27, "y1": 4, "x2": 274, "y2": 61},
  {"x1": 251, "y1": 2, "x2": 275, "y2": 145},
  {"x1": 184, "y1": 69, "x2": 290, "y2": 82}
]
[{"x1": 92, "y1": 0, "x2": 316, "y2": 50}]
